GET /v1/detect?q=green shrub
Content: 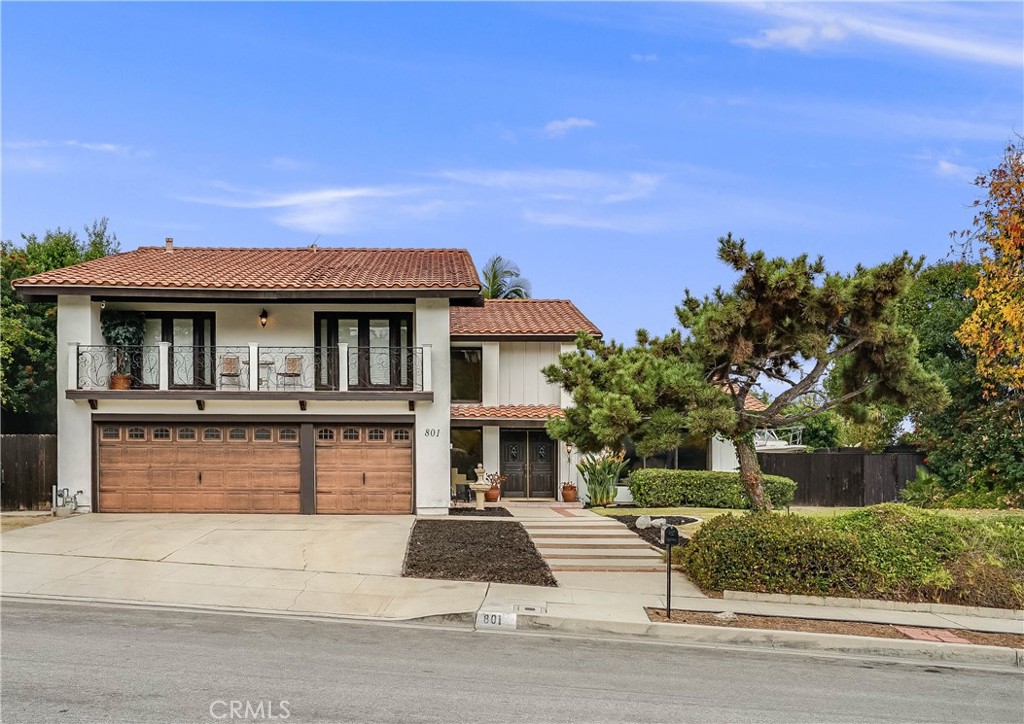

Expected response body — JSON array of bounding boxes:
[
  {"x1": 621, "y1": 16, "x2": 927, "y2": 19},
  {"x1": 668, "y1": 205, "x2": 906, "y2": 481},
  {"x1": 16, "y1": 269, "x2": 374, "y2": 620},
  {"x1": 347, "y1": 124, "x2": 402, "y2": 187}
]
[
  {"x1": 899, "y1": 466, "x2": 948, "y2": 508},
  {"x1": 829, "y1": 504, "x2": 970, "y2": 591},
  {"x1": 678, "y1": 503, "x2": 1024, "y2": 608},
  {"x1": 679, "y1": 513, "x2": 875, "y2": 596},
  {"x1": 627, "y1": 469, "x2": 796, "y2": 509}
]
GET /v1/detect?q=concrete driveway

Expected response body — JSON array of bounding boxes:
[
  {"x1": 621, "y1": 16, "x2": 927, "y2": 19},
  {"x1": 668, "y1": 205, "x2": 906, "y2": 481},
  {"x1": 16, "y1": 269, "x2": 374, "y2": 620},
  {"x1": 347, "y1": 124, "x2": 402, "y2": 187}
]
[
  {"x1": 1, "y1": 513, "x2": 414, "y2": 576},
  {"x1": 0, "y1": 513, "x2": 493, "y2": 620}
]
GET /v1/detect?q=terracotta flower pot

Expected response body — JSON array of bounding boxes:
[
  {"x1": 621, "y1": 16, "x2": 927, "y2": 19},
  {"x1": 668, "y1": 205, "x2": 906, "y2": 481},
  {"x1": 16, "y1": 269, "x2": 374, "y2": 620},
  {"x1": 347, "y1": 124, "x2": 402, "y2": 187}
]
[
  {"x1": 561, "y1": 486, "x2": 578, "y2": 503},
  {"x1": 484, "y1": 486, "x2": 500, "y2": 503},
  {"x1": 110, "y1": 373, "x2": 132, "y2": 390}
]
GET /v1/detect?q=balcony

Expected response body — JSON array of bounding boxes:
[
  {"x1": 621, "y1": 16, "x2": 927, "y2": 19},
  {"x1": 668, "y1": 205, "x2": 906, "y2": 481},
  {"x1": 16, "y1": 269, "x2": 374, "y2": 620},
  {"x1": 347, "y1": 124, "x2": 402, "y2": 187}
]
[{"x1": 67, "y1": 343, "x2": 432, "y2": 404}]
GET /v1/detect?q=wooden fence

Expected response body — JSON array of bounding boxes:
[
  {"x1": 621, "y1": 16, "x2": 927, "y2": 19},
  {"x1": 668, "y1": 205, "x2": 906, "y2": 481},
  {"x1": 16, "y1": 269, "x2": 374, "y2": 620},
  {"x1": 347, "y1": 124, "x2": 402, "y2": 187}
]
[
  {"x1": 1, "y1": 434, "x2": 57, "y2": 510},
  {"x1": 758, "y1": 450, "x2": 925, "y2": 507}
]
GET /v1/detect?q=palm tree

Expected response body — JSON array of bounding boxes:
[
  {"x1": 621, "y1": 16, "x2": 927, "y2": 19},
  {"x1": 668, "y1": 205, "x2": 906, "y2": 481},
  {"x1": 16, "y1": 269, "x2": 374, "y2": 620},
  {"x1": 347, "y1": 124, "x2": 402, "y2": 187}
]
[{"x1": 480, "y1": 254, "x2": 532, "y2": 299}]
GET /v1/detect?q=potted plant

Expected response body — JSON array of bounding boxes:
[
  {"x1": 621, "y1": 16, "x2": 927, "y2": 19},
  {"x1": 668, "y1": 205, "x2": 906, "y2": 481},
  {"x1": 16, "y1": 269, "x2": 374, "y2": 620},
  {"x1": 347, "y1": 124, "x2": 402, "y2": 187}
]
[
  {"x1": 484, "y1": 472, "x2": 505, "y2": 502},
  {"x1": 560, "y1": 481, "x2": 578, "y2": 503},
  {"x1": 100, "y1": 310, "x2": 146, "y2": 390}
]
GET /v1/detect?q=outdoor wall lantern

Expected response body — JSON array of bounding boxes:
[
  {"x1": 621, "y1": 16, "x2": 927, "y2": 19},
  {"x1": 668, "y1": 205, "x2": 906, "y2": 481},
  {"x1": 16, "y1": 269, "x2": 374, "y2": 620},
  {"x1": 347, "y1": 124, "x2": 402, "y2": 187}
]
[{"x1": 259, "y1": 309, "x2": 269, "y2": 328}]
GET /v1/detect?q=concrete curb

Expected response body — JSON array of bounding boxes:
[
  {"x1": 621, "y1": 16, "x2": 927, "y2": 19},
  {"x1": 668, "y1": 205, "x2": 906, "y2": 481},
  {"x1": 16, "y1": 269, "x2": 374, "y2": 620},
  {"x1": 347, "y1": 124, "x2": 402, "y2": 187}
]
[
  {"x1": 514, "y1": 614, "x2": 1024, "y2": 669},
  {"x1": 723, "y1": 590, "x2": 1024, "y2": 621},
  {"x1": 0, "y1": 593, "x2": 477, "y2": 627}
]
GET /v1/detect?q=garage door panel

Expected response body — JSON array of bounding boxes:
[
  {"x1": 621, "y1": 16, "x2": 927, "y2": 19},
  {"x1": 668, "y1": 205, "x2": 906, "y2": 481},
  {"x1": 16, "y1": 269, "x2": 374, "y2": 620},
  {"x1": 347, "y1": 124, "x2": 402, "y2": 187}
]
[
  {"x1": 315, "y1": 425, "x2": 413, "y2": 514},
  {"x1": 98, "y1": 424, "x2": 300, "y2": 514}
]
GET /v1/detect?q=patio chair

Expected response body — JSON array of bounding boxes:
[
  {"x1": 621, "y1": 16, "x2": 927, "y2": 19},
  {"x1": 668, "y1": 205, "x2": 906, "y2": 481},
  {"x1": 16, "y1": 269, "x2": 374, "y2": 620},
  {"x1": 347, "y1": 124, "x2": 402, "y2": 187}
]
[
  {"x1": 219, "y1": 353, "x2": 243, "y2": 390},
  {"x1": 276, "y1": 353, "x2": 303, "y2": 390}
]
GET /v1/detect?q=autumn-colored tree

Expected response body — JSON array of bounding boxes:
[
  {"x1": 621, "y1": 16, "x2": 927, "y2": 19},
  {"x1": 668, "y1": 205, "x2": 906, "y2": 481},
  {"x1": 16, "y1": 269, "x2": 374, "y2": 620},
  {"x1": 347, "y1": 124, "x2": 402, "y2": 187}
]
[{"x1": 956, "y1": 141, "x2": 1024, "y2": 392}]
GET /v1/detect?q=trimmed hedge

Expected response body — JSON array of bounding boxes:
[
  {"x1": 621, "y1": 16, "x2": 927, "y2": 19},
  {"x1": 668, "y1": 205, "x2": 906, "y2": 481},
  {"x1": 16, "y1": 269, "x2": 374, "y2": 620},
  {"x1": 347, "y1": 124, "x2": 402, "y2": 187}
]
[
  {"x1": 627, "y1": 469, "x2": 797, "y2": 509},
  {"x1": 677, "y1": 504, "x2": 1024, "y2": 608}
]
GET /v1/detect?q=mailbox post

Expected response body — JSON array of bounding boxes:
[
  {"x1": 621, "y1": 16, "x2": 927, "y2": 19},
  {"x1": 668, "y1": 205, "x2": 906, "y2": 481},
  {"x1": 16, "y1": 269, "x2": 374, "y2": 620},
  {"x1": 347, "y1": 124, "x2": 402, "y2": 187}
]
[{"x1": 663, "y1": 525, "x2": 680, "y2": 620}]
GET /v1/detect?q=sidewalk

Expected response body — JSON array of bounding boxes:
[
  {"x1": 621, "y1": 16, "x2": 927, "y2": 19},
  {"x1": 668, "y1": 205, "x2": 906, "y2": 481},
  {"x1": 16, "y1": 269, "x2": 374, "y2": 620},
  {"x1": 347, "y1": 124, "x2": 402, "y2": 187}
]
[{"x1": 2, "y1": 510, "x2": 1021, "y2": 667}]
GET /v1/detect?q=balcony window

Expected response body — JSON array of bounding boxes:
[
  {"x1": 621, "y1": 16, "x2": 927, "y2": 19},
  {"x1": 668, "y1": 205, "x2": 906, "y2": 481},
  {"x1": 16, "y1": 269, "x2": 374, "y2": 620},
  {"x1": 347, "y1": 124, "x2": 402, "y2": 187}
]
[
  {"x1": 314, "y1": 312, "x2": 414, "y2": 390},
  {"x1": 451, "y1": 348, "x2": 482, "y2": 403}
]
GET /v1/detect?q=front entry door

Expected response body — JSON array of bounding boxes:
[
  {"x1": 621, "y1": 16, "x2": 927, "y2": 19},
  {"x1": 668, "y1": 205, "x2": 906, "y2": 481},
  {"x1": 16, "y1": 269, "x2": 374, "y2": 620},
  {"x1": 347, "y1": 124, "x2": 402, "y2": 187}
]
[{"x1": 499, "y1": 430, "x2": 557, "y2": 499}]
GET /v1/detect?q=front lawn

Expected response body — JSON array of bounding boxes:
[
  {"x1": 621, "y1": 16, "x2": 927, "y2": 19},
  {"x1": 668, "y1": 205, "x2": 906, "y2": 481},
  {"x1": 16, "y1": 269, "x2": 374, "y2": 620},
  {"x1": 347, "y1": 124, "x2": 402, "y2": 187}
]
[{"x1": 592, "y1": 505, "x2": 1020, "y2": 535}]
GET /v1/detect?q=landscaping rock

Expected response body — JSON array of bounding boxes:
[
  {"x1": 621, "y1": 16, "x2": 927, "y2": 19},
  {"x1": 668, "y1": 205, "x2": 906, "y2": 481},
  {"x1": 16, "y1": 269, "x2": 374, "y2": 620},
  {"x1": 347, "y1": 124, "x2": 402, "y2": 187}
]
[
  {"x1": 714, "y1": 611, "x2": 738, "y2": 621},
  {"x1": 636, "y1": 515, "x2": 652, "y2": 529},
  {"x1": 651, "y1": 518, "x2": 667, "y2": 528}
]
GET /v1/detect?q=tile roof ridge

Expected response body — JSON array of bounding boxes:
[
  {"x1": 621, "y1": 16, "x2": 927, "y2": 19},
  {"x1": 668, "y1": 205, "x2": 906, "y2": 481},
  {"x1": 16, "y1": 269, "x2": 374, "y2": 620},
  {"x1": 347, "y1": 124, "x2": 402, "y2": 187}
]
[{"x1": 132, "y1": 245, "x2": 471, "y2": 252}]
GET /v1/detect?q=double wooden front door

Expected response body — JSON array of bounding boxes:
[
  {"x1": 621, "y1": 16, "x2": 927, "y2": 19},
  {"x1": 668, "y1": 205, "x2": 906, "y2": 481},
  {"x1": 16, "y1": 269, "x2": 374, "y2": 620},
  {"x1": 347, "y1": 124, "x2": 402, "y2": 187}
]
[{"x1": 500, "y1": 430, "x2": 556, "y2": 499}]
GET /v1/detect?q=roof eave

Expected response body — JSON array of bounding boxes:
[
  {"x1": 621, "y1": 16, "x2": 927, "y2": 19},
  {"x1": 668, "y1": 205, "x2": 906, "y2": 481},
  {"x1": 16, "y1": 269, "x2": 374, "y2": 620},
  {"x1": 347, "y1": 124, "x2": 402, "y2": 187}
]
[{"x1": 13, "y1": 284, "x2": 482, "y2": 302}]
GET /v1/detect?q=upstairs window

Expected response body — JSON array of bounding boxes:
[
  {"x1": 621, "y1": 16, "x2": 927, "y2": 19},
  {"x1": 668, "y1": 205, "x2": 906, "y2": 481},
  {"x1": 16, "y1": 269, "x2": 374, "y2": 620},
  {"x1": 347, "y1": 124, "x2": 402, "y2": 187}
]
[{"x1": 451, "y1": 348, "x2": 483, "y2": 403}]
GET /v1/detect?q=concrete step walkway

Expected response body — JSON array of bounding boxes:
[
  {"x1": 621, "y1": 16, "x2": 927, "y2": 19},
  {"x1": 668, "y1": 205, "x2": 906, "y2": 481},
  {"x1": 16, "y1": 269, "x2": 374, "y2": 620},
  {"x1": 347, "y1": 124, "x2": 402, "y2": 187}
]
[{"x1": 504, "y1": 503, "x2": 705, "y2": 598}]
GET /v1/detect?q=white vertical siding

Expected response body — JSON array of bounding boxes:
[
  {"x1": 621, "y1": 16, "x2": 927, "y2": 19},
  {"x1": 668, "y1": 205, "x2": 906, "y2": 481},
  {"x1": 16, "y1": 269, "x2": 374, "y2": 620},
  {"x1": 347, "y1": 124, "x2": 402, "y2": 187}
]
[{"x1": 498, "y1": 342, "x2": 561, "y2": 406}]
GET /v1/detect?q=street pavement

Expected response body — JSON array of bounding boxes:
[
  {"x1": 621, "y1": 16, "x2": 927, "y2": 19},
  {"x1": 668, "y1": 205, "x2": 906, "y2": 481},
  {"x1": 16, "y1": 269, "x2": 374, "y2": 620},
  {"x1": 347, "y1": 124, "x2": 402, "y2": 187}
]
[{"x1": 2, "y1": 600, "x2": 1022, "y2": 724}]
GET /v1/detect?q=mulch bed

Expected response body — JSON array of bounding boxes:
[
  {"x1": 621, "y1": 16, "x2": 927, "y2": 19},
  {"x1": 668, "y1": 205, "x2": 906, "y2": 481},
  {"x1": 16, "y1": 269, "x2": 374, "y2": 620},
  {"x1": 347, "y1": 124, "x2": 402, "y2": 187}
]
[
  {"x1": 447, "y1": 506, "x2": 513, "y2": 517},
  {"x1": 404, "y1": 520, "x2": 557, "y2": 587},
  {"x1": 611, "y1": 515, "x2": 698, "y2": 549},
  {"x1": 644, "y1": 609, "x2": 1024, "y2": 649}
]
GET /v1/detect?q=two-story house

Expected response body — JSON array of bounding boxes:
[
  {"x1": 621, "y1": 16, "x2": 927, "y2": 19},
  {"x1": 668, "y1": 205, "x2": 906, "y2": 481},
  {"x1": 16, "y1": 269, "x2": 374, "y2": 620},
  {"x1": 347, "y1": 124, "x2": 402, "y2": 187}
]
[{"x1": 12, "y1": 242, "x2": 600, "y2": 515}]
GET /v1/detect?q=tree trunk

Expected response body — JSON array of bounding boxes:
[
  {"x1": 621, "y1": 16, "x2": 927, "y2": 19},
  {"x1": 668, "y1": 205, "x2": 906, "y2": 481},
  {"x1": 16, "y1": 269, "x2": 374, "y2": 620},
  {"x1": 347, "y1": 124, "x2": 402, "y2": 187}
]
[{"x1": 733, "y1": 435, "x2": 770, "y2": 512}]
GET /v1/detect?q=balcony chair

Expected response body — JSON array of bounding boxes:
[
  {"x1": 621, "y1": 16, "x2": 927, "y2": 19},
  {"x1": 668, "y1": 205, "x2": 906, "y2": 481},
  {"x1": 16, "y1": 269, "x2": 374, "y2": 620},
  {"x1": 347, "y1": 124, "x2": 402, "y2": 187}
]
[
  {"x1": 219, "y1": 353, "x2": 243, "y2": 390},
  {"x1": 276, "y1": 353, "x2": 303, "y2": 390}
]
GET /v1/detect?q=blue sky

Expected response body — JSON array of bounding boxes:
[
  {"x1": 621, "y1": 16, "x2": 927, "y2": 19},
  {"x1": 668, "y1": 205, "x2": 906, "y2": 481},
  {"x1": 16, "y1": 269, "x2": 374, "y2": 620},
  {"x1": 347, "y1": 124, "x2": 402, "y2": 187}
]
[{"x1": 3, "y1": 2, "x2": 1022, "y2": 342}]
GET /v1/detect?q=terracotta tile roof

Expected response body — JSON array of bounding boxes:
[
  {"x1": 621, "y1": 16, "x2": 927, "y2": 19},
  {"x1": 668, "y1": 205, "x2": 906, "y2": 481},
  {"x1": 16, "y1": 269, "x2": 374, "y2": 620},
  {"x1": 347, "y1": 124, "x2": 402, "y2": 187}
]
[
  {"x1": 12, "y1": 246, "x2": 481, "y2": 293},
  {"x1": 451, "y1": 404, "x2": 565, "y2": 420},
  {"x1": 450, "y1": 299, "x2": 601, "y2": 337},
  {"x1": 744, "y1": 395, "x2": 768, "y2": 412}
]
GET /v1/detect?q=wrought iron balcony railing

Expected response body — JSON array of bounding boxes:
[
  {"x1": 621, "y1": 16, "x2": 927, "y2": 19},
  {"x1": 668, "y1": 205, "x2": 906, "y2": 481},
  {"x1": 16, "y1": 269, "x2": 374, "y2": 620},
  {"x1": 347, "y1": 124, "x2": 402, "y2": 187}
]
[
  {"x1": 77, "y1": 345, "x2": 161, "y2": 390},
  {"x1": 72, "y1": 344, "x2": 427, "y2": 393}
]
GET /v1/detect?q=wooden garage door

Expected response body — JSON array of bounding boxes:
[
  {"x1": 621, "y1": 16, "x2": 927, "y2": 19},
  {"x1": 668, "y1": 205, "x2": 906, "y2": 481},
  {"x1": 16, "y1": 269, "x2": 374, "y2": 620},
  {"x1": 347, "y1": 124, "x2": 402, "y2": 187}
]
[
  {"x1": 97, "y1": 423, "x2": 301, "y2": 513},
  {"x1": 315, "y1": 425, "x2": 413, "y2": 514}
]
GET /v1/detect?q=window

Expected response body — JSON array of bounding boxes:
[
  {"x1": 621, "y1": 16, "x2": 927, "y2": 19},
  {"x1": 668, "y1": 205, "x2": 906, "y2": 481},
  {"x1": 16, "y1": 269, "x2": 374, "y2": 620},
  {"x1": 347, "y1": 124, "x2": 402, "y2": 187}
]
[
  {"x1": 393, "y1": 429, "x2": 410, "y2": 441},
  {"x1": 314, "y1": 312, "x2": 414, "y2": 389},
  {"x1": 342, "y1": 428, "x2": 360, "y2": 441},
  {"x1": 367, "y1": 428, "x2": 385, "y2": 441},
  {"x1": 228, "y1": 428, "x2": 247, "y2": 441},
  {"x1": 279, "y1": 427, "x2": 298, "y2": 442},
  {"x1": 178, "y1": 427, "x2": 197, "y2": 441},
  {"x1": 317, "y1": 428, "x2": 335, "y2": 441},
  {"x1": 142, "y1": 312, "x2": 217, "y2": 388},
  {"x1": 127, "y1": 427, "x2": 146, "y2": 441},
  {"x1": 451, "y1": 428, "x2": 483, "y2": 479},
  {"x1": 203, "y1": 427, "x2": 222, "y2": 441},
  {"x1": 152, "y1": 427, "x2": 172, "y2": 440},
  {"x1": 254, "y1": 427, "x2": 273, "y2": 441},
  {"x1": 101, "y1": 426, "x2": 120, "y2": 440},
  {"x1": 450, "y1": 347, "x2": 483, "y2": 403}
]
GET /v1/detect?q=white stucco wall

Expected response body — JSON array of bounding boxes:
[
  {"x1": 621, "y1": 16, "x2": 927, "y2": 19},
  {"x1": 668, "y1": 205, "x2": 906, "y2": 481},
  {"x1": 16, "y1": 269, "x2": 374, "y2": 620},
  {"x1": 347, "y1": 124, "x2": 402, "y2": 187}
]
[
  {"x1": 709, "y1": 436, "x2": 740, "y2": 472},
  {"x1": 412, "y1": 298, "x2": 451, "y2": 515},
  {"x1": 497, "y1": 342, "x2": 562, "y2": 406},
  {"x1": 57, "y1": 297, "x2": 97, "y2": 507}
]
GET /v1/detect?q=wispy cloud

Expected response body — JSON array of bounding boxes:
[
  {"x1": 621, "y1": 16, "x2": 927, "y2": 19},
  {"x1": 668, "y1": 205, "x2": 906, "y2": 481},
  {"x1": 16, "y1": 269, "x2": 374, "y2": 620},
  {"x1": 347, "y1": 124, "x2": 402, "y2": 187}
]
[
  {"x1": 541, "y1": 117, "x2": 596, "y2": 139},
  {"x1": 630, "y1": 53, "x2": 658, "y2": 63},
  {"x1": 935, "y1": 159, "x2": 975, "y2": 181},
  {"x1": 4, "y1": 139, "x2": 134, "y2": 154},
  {"x1": 266, "y1": 156, "x2": 312, "y2": 171},
  {"x1": 522, "y1": 210, "x2": 663, "y2": 234},
  {"x1": 734, "y1": 4, "x2": 1022, "y2": 68},
  {"x1": 180, "y1": 184, "x2": 420, "y2": 234},
  {"x1": 435, "y1": 167, "x2": 662, "y2": 204}
]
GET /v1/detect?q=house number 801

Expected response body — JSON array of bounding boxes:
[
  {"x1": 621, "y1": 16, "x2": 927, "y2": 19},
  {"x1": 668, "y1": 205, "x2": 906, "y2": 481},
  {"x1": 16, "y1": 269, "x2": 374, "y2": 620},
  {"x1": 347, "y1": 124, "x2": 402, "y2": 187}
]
[{"x1": 424, "y1": 428, "x2": 441, "y2": 437}]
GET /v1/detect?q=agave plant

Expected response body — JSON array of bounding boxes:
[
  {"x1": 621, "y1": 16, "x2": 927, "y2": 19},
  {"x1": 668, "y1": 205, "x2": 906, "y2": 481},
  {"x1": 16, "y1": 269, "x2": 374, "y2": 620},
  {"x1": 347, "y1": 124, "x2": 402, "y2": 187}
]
[{"x1": 576, "y1": 450, "x2": 628, "y2": 507}]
